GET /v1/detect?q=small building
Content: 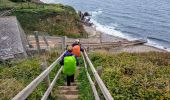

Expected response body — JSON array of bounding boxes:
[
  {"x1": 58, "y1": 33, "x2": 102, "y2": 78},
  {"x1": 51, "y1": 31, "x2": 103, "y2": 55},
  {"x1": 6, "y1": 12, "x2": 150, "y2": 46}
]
[{"x1": 0, "y1": 16, "x2": 28, "y2": 60}]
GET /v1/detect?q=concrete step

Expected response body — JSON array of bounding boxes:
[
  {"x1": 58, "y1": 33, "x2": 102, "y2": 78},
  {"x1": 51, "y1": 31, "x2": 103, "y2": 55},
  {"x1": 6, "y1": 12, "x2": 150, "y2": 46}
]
[
  {"x1": 58, "y1": 86, "x2": 78, "y2": 91},
  {"x1": 57, "y1": 94, "x2": 78, "y2": 100},
  {"x1": 55, "y1": 69, "x2": 80, "y2": 100},
  {"x1": 58, "y1": 90, "x2": 79, "y2": 95},
  {"x1": 64, "y1": 82, "x2": 79, "y2": 86},
  {"x1": 71, "y1": 82, "x2": 79, "y2": 86}
]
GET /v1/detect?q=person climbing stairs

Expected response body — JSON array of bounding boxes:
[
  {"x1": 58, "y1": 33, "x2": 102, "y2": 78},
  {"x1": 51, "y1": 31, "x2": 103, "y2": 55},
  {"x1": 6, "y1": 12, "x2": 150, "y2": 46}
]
[{"x1": 56, "y1": 67, "x2": 80, "y2": 100}]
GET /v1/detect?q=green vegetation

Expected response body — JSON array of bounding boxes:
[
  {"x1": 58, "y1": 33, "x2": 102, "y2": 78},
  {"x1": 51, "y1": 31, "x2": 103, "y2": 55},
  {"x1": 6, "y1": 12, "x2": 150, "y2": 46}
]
[
  {"x1": 0, "y1": 0, "x2": 16, "y2": 8},
  {"x1": 0, "y1": 51, "x2": 64, "y2": 100},
  {"x1": 0, "y1": 0, "x2": 87, "y2": 38},
  {"x1": 1, "y1": 50, "x2": 169, "y2": 100},
  {"x1": 77, "y1": 67, "x2": 95, "y2": 100},
  {"x1": 90, "y1": 52, "x2": 170, "y2": 99}
]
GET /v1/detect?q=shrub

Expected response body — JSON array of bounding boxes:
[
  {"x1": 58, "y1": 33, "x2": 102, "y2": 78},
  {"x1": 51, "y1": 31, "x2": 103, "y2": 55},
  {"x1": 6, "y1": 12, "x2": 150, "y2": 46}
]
[
  {"x1": 0, "y1": 51, "x2": 61, "y2": 99},
  {"x1": 90, "y1": 52, "x2": 170, "y2": 99}
]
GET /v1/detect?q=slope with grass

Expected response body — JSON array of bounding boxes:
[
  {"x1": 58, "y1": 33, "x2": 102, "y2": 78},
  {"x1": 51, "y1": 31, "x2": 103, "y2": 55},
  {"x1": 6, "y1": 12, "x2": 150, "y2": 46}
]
[
  {"x1": 90, "y1": 52, "x2": 170, "y2": 99},
  {"x1": 77, "y1": 67, "x2": 95, "y2": 100},
  {"x1": 0, "y1": 0, "x2": 87, "y2": 38},
  {"x1": 0, "y1": 51, "x2": 63, "y2": 100}
]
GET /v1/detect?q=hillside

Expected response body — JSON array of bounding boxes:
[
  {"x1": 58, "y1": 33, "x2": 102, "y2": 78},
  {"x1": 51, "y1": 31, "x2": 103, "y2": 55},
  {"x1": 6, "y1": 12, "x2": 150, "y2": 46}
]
[
  {"x1": 1, "y1": 1, "x2": 170, "y2": 100},
  {"x1": 90, "y1": 52, "x2": 170, "y2": 99},
  {"x1": 1, "y1": 49, "x2": 170, "y2": 99},
  {"x1": 0, "y1": 51, "x2": 65, "y2": 99},
  {"x1": 0, "y1": 0, "x2": 87, "y2": 38}
]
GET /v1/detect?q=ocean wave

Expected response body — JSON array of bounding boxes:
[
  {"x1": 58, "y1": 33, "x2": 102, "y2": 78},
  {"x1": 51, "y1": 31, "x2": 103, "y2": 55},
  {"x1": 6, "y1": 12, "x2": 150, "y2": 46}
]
[
  {"x1": 89, "y1": 11, "x2": 170, "y2": 52},
  {"x1": 146, "y1": 37, "x2": 170, "y2": 52},
  {"x1": 90, "y1": 17, "x2": 145, "y2": 41},
  {"x1": 91, "y1": 9, "x2": 103, "y2": 17},
  {"x1": 146, "y1": 38, "x2": 170, "y2": 52},
  {"x1": 147, "y1": 37, "x2": 170, "y2": 43}
]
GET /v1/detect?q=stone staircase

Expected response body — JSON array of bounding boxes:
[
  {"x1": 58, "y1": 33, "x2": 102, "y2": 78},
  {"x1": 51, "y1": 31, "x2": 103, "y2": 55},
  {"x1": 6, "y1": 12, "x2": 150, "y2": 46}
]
[
  {"x1": 56, "y1": 82, "x2": 79, "y2": 100},
  {"x1": 55, "y1": 68, "x2": 80, "y2": 100}
]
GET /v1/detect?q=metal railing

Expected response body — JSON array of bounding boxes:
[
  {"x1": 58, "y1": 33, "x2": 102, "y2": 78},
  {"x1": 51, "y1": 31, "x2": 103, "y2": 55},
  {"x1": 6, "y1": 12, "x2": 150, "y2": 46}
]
[{"x1": 12, "y1": 51, "x2": 65, "y2": 100}]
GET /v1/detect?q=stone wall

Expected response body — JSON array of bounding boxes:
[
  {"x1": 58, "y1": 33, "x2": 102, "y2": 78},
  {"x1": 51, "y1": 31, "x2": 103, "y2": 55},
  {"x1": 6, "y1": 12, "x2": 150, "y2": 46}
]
[{"x1": 0, "y1": 16, "x2": 28, "y2": 60}]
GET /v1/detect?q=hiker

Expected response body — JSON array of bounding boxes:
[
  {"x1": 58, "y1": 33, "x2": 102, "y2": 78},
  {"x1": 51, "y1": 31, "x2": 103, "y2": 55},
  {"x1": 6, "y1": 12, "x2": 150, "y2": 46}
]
[
  {"x1": 60, "y1": 46, "x2": 78, "y2": 86},
  {"x1": 72, "y1": 39, "x2": 84, "y2": 58}
]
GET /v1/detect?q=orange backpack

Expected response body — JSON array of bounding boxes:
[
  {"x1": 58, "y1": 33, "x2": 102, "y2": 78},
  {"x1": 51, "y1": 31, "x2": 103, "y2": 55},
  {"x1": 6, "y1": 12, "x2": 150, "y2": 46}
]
[{"x1": 72, "y1": 45, "x2": 81, "y2": 57}]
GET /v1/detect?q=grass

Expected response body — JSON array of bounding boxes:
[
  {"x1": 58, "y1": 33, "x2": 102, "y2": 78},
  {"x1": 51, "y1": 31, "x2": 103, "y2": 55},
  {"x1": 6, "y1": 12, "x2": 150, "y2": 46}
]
[
  {"x1": 11, "y1": 4, "x2": 86, "y2": 38},
  {"x1": 76, "y1": 57, "x2": 95, "y2": 100},
  {"x1": 0, "y1": 51, "x2": 64, "y2": 100},
  {"x1": 0, "y1": 0, "x2": 87, "y2": 38},
  {"x1": 1, "y1": 50, "x2": 169, "y2": 99},
  {"x1": 89, "y1": 52, "x2": 170, "y2": 99},
  {"x1": 77, "y1": 67, "x2": 95, "y2": 100},
  {"x1": 0, "y1": 57, "x2": 42, "y2": 99},
  {"x1": 0, "y1": 0, "x2": 16, "y2": 8}
]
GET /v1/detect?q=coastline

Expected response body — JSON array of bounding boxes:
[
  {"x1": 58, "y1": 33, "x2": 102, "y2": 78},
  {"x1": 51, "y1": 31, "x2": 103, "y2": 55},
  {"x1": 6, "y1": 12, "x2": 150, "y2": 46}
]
[
  {"x1": 33, "y1": 0, "x2": 167, "y2": 53},
  {"x1": 83, "y1": 25, "x2": 167, "y2": 53}
]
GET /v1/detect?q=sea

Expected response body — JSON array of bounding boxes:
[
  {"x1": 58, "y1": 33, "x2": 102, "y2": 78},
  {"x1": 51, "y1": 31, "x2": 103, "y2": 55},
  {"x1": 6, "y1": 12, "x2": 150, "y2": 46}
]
[{"x1": 41, "y1": 0, "x2": 170, "y2": 51}]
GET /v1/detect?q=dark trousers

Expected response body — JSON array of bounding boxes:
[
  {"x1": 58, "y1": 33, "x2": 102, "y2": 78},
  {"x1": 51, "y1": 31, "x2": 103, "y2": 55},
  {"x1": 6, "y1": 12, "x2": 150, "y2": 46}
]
[{"x1": 66, "y1": 74, "x2": 74, "y2": 86}]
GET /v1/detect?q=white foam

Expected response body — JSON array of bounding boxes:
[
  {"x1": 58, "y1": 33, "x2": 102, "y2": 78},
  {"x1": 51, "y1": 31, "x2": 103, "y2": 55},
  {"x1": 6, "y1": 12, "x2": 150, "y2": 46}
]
[
  {"x1": 90, "y1": 14, "x2": 170, "y2": 52},
  {"x1": 90, "y1": 18, "x2": 135, "y2": 40},
  {"x1": 146, "y1": 39, "x2": 170, "y2": 52},
  {"x1": 89, "y1": 10, "x2": 138, "y2": 40},
  {"x1": 91, "y1": 9, "x2": 103, "y2": 17}
]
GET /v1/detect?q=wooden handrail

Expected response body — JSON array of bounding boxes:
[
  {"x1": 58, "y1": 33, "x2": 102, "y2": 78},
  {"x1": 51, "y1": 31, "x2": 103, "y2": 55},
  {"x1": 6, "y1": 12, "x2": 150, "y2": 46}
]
[
  {"x1": 84, "y1": 51, "x2": 114, "y2": 100},
  {"x1": 12, "y1": 51, "x2": 65, "y2": 100},
  {"x1": 82, "y1": 53, "x2": 100, "y2": 100},
  {"x1": 12, "y1": 49, "x2": 113, "y2": 100},
  {"x1": 41, "y1": 67, "x2": 63, "y2": 100}
]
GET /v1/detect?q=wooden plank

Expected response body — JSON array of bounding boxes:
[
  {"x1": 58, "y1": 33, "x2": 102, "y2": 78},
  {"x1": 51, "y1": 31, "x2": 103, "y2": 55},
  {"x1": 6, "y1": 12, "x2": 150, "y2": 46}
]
[
  {"x1": 84, "y1": 51, "x2": 114, "y2": 100},
  {"x1": 41, "y1": 67, "x2": 63, "y2": 100},
  {"x1": 12, "y1": 51, "x2": 65, "y2": 100},
  {"x1": 82, "y1": 53, "x2": 100, "y2": 100}
]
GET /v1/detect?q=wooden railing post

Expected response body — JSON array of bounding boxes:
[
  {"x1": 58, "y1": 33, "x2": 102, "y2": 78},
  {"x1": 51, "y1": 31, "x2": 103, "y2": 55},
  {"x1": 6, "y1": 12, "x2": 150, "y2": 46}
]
[
  {"x1": 62, "y1": 36, "x2": 67, "y2": 50},
  {"x1": 41, "y1": 67, "x2": 63, "y2": 100},
  {"x1": 40, "y1": 60, "x2": 53, "y2": 97},
  {"x1": 40, "y1": 62, "x2": 51, "y2": 89},
  {"x1": 34, "y1": 31, "x2": 41, "y2": 54},
  {"x1": 43, "y1": 35, "x2": 50, "y2": 50},
  {"x1": 100, "y1": 33, "x2": 102, "y2": 44},
  {"x1": 96, "y1": 66, "x2": 103, "y2": 76}
]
